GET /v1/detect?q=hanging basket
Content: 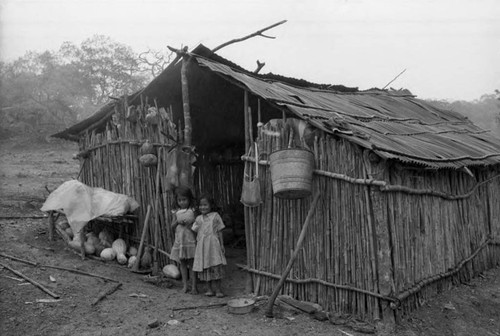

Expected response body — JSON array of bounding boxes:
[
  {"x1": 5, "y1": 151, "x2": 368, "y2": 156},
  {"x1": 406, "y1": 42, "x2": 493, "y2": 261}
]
[{"x1": 269, "y1": 148, "x2": 314, "y2": 199}]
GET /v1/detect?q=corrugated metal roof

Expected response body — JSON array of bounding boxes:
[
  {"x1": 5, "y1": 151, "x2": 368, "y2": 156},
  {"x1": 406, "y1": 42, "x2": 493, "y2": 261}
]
[{"x1": 195, "y1": 56, "x2": 500, "y2": 169}]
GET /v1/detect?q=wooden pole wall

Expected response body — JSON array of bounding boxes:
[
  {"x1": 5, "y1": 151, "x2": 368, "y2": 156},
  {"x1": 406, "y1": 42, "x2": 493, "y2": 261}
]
[{"x1": 245, "y1": 120, "x2": 500, "y2": 321}]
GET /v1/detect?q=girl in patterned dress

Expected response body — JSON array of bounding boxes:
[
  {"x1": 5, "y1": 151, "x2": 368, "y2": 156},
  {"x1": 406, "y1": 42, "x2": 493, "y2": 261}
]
[
  {"x1": 192, "y1": 194, "x2": 226, "y2": 297},
  {"x1": 169, "y1": 186, "x2": 198, "y2": 294}
]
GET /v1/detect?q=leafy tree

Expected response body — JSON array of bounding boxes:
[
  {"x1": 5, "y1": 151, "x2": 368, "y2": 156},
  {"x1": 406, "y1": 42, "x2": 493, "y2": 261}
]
[
  {"x1": 0, "y1": 51, "x2": 83, "y2": 138},
  {"x1": 59, "y1": 35, "x2": 148, "y2": 108},
  {"x1": 0, "y1": 35, "x2": 156, "y2": 140}
]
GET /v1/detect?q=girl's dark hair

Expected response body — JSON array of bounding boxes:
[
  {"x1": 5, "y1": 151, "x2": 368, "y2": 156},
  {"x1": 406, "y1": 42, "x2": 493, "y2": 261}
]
[
  {"x1": 172, "y1": 186, "x2": 195, "y2": 209},
  {"x1": 198, "y1": 193, "x2": 218, "y2": 212}
]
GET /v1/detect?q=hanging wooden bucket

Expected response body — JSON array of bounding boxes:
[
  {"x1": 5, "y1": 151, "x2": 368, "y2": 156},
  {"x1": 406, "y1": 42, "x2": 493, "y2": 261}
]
[{"x1": 269, "y1": 148, "x2": 314, "y2": 199}]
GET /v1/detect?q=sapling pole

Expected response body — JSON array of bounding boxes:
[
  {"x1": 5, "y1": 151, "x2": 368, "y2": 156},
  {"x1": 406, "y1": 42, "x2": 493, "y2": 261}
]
[
  {"x1": 181, "y1": 56, "x2": 192, "y2": 148},
  {"x1": 152, "y1": 152, "x2": 162, "y2": 275},
  {"x1": 133, "y1": 205, "x2": 152, "y2": 272},
  {"x1": 265, "y1": 192, "x2": 321, "y2": 317}
]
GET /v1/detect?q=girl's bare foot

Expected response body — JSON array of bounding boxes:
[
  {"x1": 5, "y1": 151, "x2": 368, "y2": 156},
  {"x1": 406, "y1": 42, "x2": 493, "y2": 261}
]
[
  {"x1": 182, "y1": 285, "x2": 189, "y2": 293},
  {"x1": 215, "y1": 292, "x2": 225, "y2": 298},
  {"x1": 204, "y1": 291, "x2": 215, "y2": 297},
  {"x1": 190, "y1": 288, "x2": 199, "y2": 295}
]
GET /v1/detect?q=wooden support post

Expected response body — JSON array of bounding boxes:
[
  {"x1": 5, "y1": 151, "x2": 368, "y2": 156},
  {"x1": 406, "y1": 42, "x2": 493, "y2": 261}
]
[
  {"x1": 181, "y1": 55, "x2": 192, "y2": 148},
  {"x1": 257, "y1": 99, "x2": 262, "y2": 122},
  {"x1": 244, "y1": 90, "x2": 250, "y2": 151},
  {"x1": 257, "y1": 99, "x2": 262, "y2": 138},
  {"x1": 244, "y1": 207, "x2": 253, "y2": 294},
  {"x1": 243, "y1": 89, "x2": 252, "y2": 293},
  {"x1": 265, "y1": 192, "x2": 321, "y2": 317},
  {"x1": 248, "y1": 106, "x2": 254, "y2": 143},
  {"x1": 152, "y1": 152, "x2": 162, "y2": 276}
]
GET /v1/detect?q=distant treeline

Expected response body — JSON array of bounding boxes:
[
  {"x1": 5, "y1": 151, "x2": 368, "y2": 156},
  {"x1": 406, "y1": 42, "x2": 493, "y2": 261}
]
[{"x1": 428, "y1": 93, "x2": 500, "y2": 136}]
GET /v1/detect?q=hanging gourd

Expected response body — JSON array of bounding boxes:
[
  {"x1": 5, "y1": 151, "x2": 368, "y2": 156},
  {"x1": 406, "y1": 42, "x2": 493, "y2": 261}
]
[
  {"x1": 140, "y1": 140, "x2": 156, "y2": 155},
  {"x1": 139, "y1": 154, "x2": 158, "y2": 167},
  {"x1": 126, "y1": 105, "x2": 139, "y2": 122},
  {"x1": 145, "y1": 107, "x2": 159, "y2": 125}
]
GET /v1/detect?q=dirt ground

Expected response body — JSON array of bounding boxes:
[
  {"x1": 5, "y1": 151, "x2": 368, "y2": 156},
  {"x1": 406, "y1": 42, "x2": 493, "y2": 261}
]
[{"x1": 1, "y1": 138, "x2": 500, "y2": 336}]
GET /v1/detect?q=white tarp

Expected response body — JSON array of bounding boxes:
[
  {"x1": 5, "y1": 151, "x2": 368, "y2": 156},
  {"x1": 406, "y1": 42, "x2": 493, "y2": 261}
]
[{"x1": 41, "y1": 180, "x2": 139, "y2": 240}]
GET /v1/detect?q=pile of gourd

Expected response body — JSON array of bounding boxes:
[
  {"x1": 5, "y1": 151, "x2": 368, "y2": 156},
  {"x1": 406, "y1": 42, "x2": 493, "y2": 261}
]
[
  {"x1": 83, "y1": 230, "x2": 142, "y2": 268},
  {"x1": 57, "y1": 219, "x2": 153, "y2": 269}
]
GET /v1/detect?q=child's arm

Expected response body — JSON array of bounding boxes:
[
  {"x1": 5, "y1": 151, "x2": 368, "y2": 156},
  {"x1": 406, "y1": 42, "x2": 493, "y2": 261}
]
[
  {"x1": 218, "y1": 230, "x2": 225, "y2": 255},
  {"x1": 171, "y1": 213, "x2": 178, "y2": 235},
  {"x1": 191, "y1": 216, "x2": 200, "y2": 233},
  {"x1": 214, "y1": 214, "x2": 225, "y2": 254}
]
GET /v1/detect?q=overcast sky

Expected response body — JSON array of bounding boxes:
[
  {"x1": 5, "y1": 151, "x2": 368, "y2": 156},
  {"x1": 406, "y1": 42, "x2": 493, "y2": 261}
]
[{"x1": 1, "y1": 0, "x2": 499, "y2": 101}]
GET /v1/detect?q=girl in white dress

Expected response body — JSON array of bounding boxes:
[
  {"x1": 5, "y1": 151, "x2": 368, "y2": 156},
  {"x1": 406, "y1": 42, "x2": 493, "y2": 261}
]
[{"x1": 192, "y1": 194, "x2": 226, "y2": 297}]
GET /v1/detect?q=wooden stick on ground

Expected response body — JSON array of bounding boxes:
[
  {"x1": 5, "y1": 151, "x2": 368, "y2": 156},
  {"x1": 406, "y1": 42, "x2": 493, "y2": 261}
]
[
  {"x1": 172, "y1": 302, "x2": 227, "y2": 311},
  {"x1": 43, "y1": 265, "x2": 119, "y2": 283},
  {"x1": 0, "y1": 252, "x2": 119, "y2": 283},
  {"x1": 0, "y1": 261, "x2": 60, "y2": 299},
  {"x1": 91, "y1": 282, "x2": 122, "y2": 306},
  {"x1": 264, "y1": 192, "x2": 321, "y2": 318},
  {"x1": 0, "y1": 252, "x2": 38, "y2": 266}
]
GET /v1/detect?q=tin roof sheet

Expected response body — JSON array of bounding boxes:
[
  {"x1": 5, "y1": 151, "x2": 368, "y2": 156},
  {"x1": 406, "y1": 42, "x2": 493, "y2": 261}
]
[{"x1": 195, "y1": 56, "x2": 500, "y2": 168}]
